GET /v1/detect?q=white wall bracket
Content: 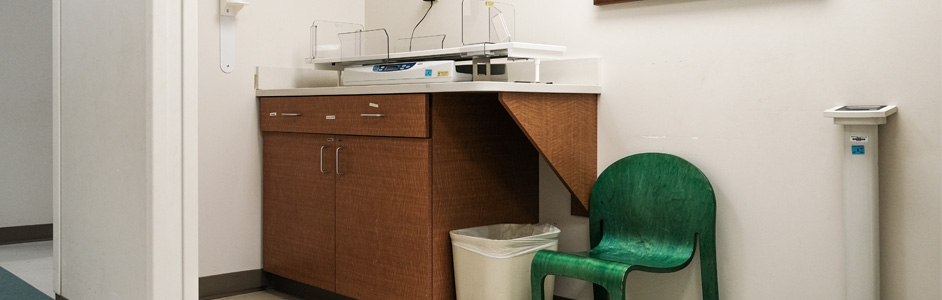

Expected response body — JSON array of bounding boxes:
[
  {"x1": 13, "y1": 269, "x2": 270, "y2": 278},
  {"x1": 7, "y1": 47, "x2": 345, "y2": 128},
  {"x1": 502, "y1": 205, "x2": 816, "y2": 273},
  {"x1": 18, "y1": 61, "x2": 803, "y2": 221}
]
[
  {"x1": 220, "y1": 0, "x2": 247, "y2": 16},
  {"x1": 824, "y1": 104, "x2": 897, "y2": 300},
  {"x1": 219, "y1": 0, "x2": 248, "y2": 73}
]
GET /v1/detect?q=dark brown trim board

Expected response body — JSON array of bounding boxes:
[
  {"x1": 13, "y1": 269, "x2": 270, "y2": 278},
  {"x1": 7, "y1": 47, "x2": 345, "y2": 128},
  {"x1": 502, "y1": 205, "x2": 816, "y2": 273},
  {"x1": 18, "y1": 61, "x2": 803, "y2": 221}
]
[
  {"x1": 0, "y1": 224, "x2": 53, "y2": 245},
  {"x1": 202, "y1": 270, "x2": 570, "y2": 300},
  {"x1": 56, "y1": 294, "x2": 69, "y2": 300},
  {"x1": 199, "y1": 269, "x2": 268, "y2": 300},
  {"x1": 595, "y1": 0, "x2": 642, "y2": 5},
  {"x1": 266, "y1": 273, "x2": 354, "y2": 300},
  {"x1": 268, "y1": 271, "x2": 562, "y2": 300}
]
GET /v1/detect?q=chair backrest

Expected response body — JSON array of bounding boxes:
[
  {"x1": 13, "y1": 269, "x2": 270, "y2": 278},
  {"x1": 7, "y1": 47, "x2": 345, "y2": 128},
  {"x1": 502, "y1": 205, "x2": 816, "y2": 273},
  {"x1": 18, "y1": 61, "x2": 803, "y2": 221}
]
[{"x1": 589, "y1": 153, "x2": 716, "y2": 256}]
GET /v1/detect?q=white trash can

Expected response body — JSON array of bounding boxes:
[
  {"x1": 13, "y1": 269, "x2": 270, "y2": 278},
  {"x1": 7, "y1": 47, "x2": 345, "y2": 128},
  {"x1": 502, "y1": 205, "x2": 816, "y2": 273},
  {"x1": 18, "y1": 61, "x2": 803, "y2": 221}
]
[{"x1": 450, "y1": 223, "x2": 560, "y2": 300}]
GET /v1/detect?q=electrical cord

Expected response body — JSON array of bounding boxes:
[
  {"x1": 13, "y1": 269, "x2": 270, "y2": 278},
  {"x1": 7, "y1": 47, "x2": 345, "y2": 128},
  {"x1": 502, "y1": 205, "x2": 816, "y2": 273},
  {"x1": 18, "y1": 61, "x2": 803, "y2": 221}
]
[{"x1": 409, "y1": 1, "x2": 434, "y2": 52}]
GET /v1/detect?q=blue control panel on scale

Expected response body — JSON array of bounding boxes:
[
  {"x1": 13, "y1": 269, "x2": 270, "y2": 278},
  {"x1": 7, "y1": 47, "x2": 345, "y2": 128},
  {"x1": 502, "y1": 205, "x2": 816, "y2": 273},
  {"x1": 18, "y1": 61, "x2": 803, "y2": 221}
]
[{"x1": 372, "y1": 63, "x2": 416, "y2": 72}]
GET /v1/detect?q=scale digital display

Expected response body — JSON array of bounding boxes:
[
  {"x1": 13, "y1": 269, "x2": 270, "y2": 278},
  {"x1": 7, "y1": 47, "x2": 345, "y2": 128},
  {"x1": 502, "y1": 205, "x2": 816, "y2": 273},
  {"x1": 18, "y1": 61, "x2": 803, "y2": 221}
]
[
  {"x1": 836, "y1": 105, "x2": 887, "y2": 111},
  {"x1": 372, "y1": 63, "x2": 416, "y2": 72}
]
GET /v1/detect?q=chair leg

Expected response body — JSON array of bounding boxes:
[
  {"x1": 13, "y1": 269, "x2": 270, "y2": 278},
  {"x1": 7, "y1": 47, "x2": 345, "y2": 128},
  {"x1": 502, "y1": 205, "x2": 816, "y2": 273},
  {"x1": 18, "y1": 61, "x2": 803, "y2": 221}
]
[
  {"x1": 593, "y1": 283, "x2": 608, "y2": 300},
  {"x1": 699, "y1": 232, "x2": 719, "y2": 300},
  {"x1": 604, "y1": 282, "x2": 626, "y2": 300},
  {"x1": 530, "y1": 272, "x2": 546, "y2": 300}
]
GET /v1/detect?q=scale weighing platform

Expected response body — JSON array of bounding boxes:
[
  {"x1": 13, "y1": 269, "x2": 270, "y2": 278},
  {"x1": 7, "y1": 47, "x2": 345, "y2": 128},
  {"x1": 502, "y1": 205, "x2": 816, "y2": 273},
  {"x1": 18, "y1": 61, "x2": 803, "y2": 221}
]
[{"x1": 322, "y1": 42, "x2": 564, "y2": 86}]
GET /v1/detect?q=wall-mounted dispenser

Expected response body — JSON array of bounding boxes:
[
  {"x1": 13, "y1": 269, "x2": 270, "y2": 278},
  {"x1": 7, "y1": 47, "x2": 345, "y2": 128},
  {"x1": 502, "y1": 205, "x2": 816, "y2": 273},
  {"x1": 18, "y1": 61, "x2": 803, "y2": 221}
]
[
  {"x1": 824, "y1": 104, "x2": 897, "y2": 300},
  {"x1": 220, "y1": 0, "x2": 248, "y2": 73}
]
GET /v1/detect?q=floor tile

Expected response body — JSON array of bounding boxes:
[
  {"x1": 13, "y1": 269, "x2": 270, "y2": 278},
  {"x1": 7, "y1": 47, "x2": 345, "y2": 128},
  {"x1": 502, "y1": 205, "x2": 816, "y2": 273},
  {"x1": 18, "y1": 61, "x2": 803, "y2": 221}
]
[{"x1": 0, "y1": 241, "x2": 54, "y2": 298}]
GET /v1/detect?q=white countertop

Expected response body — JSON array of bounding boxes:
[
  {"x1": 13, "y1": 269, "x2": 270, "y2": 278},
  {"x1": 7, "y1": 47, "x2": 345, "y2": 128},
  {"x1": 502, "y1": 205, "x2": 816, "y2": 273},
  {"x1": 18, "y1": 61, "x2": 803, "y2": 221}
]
[{"x1": 256, "y1": 82, "x2": 602, "y2": 97}]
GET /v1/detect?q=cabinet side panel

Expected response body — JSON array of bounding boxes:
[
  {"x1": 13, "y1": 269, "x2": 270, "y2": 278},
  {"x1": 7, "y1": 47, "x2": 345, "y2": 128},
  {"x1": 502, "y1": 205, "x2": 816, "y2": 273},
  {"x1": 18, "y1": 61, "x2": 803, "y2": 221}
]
[
  {"x1": 262, "y1": 132, "x2": 336, "y2": 291},
  {"x1": 335, "y1": 136, "x2": 432, "y2": 300},
  {"x1": 430, "y1": 93, "x2": 541, "y2": 300}
]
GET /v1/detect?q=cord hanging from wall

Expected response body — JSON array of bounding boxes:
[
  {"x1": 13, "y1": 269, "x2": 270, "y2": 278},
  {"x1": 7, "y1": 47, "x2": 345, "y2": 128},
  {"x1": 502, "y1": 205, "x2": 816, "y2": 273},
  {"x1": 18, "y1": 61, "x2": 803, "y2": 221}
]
[{"x1": 220, "y1": 0, "x2": 248, "y2": 73}]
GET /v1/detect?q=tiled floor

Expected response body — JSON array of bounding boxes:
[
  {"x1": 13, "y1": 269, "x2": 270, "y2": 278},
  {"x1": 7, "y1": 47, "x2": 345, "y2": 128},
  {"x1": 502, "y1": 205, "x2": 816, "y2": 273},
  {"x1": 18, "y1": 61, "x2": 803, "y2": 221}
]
[
  {"x1": 0, "y1": 241, "x2": 302, "y2": 300},
  {"x1": 217, "y1": 290, "x2": 304, "y2": 300},
  {"x1": 0, "y1": 242, "x2": 370, "y2": 300},
  {"x1": 0, "y1": 241, "x2": 54, "y2": 298}
]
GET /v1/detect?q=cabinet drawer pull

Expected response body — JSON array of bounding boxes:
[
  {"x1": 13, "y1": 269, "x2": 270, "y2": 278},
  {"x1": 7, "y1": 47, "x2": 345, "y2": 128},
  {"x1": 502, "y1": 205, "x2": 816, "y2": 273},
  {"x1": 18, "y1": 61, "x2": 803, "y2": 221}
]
[
  {"x1": 281, "y1": 113, "x2": 301, "y2": 116},
  {"x1": 319, "y1": 146, "x2": 328, "y2": 174},
  {"x1": 360, "y1": 114, "x2": 385, "y2": 117},
  {"x1": 335, "y1": 147, "x2": 344, "y2": 176}
]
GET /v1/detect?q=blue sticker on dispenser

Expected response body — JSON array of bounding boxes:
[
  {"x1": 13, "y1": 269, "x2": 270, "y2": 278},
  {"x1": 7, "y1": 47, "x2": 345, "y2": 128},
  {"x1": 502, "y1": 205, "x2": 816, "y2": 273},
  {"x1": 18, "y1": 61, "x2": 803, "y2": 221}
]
[
  {"x1": 425, "y1": 69, "x2": 432, "y2": 77},
  {"x1": 851, "y1": 145, "x2": 865, "y2": 155}
]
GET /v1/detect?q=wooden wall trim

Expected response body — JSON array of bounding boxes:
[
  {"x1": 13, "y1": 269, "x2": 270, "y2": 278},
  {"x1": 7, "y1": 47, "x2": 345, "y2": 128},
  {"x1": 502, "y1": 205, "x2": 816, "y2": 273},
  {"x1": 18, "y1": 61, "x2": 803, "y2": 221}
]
[
  {"x1": 498, "y1": 92, "x2": 598, "y2": 215},
  {"x1": 0, "y1": 224, "x2": 53, "y2": 246}
]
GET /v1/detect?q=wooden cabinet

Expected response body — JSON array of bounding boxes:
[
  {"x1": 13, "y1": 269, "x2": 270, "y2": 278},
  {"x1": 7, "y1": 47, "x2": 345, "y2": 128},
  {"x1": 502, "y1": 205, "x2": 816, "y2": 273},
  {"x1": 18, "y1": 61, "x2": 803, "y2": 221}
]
[
  {"x1": 260, "y1": 94, "x2": 429, "y2": 138},
  {"x1": 260, "y1": 93, "x2": 558, "y2": 300},
  {"x1": 334, "y1": 136, "x2": 431, "y2": 299},
  {"x1": 262, "y1": 132, "x2": 336, "y2": 290}
]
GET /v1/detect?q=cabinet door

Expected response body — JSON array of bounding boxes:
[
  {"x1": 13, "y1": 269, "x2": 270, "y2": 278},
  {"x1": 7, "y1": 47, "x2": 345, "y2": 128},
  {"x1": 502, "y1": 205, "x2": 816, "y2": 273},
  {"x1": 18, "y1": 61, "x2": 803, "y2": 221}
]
[
  {"x1": 334, "y1": 136, "x2": 432, "y2": 300},
  {"x1": 262, "y1": 132, "x2": 336, "y2": 291}
]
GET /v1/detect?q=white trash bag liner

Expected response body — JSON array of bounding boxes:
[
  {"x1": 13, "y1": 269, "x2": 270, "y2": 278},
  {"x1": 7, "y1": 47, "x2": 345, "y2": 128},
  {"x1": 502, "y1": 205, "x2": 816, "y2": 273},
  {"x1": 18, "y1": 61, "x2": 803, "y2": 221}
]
[
  {"x1": 450, "y1": 223, "x2": 560, "y2": 300},
  {"x1": 450, "y1": 223, "x2": 561, "y2": 258}
]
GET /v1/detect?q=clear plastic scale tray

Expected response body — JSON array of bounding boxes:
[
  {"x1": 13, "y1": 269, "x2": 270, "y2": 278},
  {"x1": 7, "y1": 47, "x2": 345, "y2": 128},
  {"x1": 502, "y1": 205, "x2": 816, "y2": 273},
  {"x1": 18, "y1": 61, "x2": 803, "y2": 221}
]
[{"x1": 312, "y1": 42, "x2": 566, "y2": 69}]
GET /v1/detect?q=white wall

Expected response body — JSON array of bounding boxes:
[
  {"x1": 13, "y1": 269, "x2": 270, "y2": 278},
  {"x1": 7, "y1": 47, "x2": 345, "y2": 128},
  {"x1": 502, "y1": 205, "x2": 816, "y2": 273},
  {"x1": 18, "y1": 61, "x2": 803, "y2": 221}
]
[
  {"x1": 198, "y1": 0, "x2": 364, "y2": 277},
  {"x1": 0, "y1": 0, "x2": 53, "y2": 228},
  {"x1": 365, "y1": 0, "x2": 941, "y2": 299}
]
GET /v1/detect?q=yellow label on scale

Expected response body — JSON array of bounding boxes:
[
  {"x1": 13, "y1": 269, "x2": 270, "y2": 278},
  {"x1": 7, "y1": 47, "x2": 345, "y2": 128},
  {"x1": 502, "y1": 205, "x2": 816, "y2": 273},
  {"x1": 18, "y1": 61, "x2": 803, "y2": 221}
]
[
  {"x1": 485, "y1": 1, "x2": 494, "y2": 6},
  {"x1": 438, "y1": 71, "x2": 450, "y2": 77}
]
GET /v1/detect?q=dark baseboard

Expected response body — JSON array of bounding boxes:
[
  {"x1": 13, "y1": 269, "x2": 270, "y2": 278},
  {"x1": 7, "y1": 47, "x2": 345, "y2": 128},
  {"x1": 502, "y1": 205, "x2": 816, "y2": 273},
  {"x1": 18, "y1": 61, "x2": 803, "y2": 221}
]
[
  {"x1": 200, "y1": 270, "x2": 351, "y2": 300},
  {"x1": 266, "y1": 273, "x2": 353, "y2": 300},
  {"x1": 202, "y1": 269, "x2": 572, "y2": 300},
  {"x1": 55, "y1": 294, "x2": 69, "y2": 300},
  {"x1": 199, "y1": 269, "x2": 268, "y2": 300},
  {"x1": 268, "y1": 272, "x2": 563, "y2": 300},
  {"x1": 0, "y1": 224, "x2": 53, "y2": 246}
]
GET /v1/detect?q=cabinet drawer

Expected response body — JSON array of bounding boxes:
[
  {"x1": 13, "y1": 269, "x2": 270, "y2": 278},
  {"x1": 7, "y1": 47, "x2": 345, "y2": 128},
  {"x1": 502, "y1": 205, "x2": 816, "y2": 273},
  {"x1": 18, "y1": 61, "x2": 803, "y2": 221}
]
[{"x1": 260, "y1": 94, "x2": 429, "y2": 138}]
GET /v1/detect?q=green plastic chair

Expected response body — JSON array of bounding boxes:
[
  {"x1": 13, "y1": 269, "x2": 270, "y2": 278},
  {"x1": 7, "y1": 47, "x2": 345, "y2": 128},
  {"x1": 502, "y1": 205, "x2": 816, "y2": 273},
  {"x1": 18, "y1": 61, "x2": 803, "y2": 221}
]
[{"x1": 530, "y1": 153, "x2": 718, "y2": 300}]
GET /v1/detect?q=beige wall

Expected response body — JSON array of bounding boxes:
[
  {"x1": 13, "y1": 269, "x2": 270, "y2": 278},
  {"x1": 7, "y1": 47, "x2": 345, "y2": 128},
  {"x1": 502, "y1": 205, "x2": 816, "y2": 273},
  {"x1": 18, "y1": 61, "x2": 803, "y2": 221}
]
[
  {"x1": 198, "y1": 1, "x2": 364, "y2": 277},
  {"x1": 58, "y1": 0, "x2": 149, "y2": 298},
  {"x1": 0, "y1": 0, "x2": 53, "y2": 228},
  {"x1": 362, "y1": 0, "x2": 942, "y2": 299}
]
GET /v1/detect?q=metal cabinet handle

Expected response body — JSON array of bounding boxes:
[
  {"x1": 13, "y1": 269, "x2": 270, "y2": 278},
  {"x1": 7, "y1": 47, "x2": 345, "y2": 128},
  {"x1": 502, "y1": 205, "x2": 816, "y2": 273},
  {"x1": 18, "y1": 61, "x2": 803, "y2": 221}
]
[
  {"x1": 319, "y1": 146, "x2": 328, "y2": 174},
  {"x1": 281, "y1": 113, "x2": 301, "y2": 116},
  {"x1": 360, "y1": 114, "x2": 385, "y2": 117},
  {"x1": 335, "y1": 147, "x2": 344, "y2": 175}
]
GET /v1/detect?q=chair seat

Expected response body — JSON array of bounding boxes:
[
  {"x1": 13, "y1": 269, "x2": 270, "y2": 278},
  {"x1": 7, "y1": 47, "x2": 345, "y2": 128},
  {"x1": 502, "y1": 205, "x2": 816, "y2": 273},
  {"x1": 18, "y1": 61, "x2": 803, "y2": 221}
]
[
  {"x1": 587, "y1": 241, "x2": 695, "y2": 271},
  {"x1": 543, "y1": 240, "x2": 695, "y2": 273}
]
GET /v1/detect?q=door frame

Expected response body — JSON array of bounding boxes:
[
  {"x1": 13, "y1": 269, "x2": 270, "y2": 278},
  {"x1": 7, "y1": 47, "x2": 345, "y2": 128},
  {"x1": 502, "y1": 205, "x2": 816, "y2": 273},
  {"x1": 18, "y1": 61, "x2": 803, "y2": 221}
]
[{"x1": 51, "y1": 0, "x2": 199, "y2": 298}]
